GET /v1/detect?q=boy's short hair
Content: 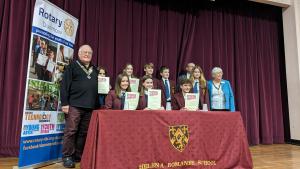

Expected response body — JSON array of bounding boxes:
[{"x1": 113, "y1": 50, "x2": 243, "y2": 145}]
[
  {"x1": 159, "y1": 66, "x2": 169, "y2": 73},
  {"x1": 180, "y1": 78, "x2": 192, "y2": 86},
  {"x1": 144, "y1": 63, "x2": 154, "y2": 69}
]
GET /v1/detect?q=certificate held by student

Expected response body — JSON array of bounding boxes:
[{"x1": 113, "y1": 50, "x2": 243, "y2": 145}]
[
  {"x1": 124, "y1": 92, "x2": 139, "y2": 110},
  {"x1": 147, "y1": 89, "x2": 161, "y2": 110},
  {"x1": 185, "y1": 93, "x2": 199, "y2": 111},
  {"x1": 129, "y1": 78, "x2": 140, "y2": 92},
  {"x1": 98, "y1": 77, "x2": 110, "y2": 94}
]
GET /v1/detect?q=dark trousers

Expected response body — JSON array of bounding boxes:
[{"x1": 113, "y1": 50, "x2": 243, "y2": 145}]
[
  {"x1": 35, "y1": 63, "x2": 44, "y2": 80},
  {"x1": 62, "y1": 106, "x2": 92, "y2": 159}
]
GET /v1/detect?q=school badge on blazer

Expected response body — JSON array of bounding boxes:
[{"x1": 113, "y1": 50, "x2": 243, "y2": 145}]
[
  {"x1": 64, "y1": 18, "x2": 74, "y2": 36},
  {"x1": 169, "y1": 125, "x2": 189, "y2": 152}
]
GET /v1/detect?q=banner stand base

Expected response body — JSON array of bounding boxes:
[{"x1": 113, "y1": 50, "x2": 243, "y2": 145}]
[{"x1": 15, "y1": 159, "x2": 62, "y2": 169}]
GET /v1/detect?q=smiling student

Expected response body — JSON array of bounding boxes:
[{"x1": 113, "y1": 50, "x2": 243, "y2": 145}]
[
  {"x1": 98, "y1": 66, "x2": 110, "y2": 109},
  {"x1": 190, "y1": 65, "x2": 207, "y2": 110},
  {"x1": 172, "y1": 78, "x2": 193, "y2": 110},
  {"x1": 137, "y1": 75, "x2": 164, "y2": 110},
  {"x1": 105, "y1": 74, "x2": 131, "y2": 110},
  {"x1": 123, "y1": 63, "x2": 136, "y2": 78},
  {"x1": 142, "y1": 62, "x2": 159, "y2": 89},
  {"x1": 157, "y1": 66, "x2": 176, "y2": 110}
]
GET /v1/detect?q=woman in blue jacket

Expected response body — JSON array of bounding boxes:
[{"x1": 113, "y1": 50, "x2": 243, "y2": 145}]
[{"x1": 207, "y1": 67, "x2": 235, "y2": 112}]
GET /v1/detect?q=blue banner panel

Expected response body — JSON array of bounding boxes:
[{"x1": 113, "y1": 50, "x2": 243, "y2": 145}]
[{"x1": 18, "y1": 134, "x2": 63, "y2": 167}]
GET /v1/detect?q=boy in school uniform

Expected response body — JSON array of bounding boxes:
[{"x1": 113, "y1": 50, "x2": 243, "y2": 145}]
[
  {"x1": 172, "y1": 78, "x2": 193, "y2": 110},
  {"x1": 157, "y1": 66, "x2": 176, "y2": 110},
  {"x1": 142, "y1": 62, "x2": 159, "y2": 89}
]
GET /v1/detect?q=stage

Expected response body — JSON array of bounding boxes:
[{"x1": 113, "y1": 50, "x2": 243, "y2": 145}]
[{"x1": 1, "y1": 144, "x2": 300, "y2": 169}]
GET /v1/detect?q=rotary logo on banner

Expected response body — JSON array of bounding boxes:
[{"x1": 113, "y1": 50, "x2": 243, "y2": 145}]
[{"x1": 18, "y1": 0, "x2": 78, "y2": 168}]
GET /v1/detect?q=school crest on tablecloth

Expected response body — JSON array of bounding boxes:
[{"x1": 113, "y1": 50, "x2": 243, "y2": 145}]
[{"x1": 169, "y1": 125, "x2": 189, "y2": 152}]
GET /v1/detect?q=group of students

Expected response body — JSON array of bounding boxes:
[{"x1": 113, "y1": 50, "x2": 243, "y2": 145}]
[
  {"x1": 60, "y1": 44, "x2": 235, "y2": 168},
  {"x1": 98, "y1": 62, "x2": 235, "y2": 112}
]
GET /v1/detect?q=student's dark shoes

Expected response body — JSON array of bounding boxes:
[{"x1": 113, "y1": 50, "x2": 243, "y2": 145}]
[{"x1": 63, "y1": 157, "x2": 75, "y2": 168}]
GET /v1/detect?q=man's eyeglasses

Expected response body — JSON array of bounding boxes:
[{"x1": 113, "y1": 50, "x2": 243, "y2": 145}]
[{"x1": 80, "y1": 50, "x2": 93, "y2": 56}]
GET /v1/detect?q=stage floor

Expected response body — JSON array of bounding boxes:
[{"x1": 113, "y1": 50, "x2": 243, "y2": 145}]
[{"x1": 1, "y1": 144, "x2": 300, "y2": 169}]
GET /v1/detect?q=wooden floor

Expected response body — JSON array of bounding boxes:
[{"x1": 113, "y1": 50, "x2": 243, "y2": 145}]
[
  {"x1": 251, "y1": 144, "x2": 300, "y2": 169},
  {"x1": 1, "y1": 144, "x2": 300, "y2": 169}
]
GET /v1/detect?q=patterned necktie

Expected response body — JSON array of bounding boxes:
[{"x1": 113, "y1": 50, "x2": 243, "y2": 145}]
[
  {"x1": 145, "y1": 94, "x2": 148, "y2": 106},
  {"x1": 164, "y1": 79, "x2": 170, "y2": 100},
  {"x1": 193, "y1": 82, "x2": 198, "y2": 93},
  {"x1": 121, "y1": 92, "x2": 126, "y2": 110}
]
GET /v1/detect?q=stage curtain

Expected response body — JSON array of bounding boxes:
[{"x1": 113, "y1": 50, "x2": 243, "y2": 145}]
[{"x1": 0, "y1": 0, "x2": 287, "y2": 157}]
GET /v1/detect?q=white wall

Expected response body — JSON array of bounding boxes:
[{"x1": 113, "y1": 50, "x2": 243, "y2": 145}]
[
  {"x1": 252, "y1": 0, "x2": 300, "y2": 141},
  {"x1": 283, "y1": 0, "x2": 300, "y2": 141},
  {"x1": 250, "y1": 0, "x2": 291, "y2": 7}
]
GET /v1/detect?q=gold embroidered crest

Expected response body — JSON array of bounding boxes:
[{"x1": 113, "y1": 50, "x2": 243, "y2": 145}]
[{"x1": 169, "y1": 125, "x2": 189, "y2": 152}]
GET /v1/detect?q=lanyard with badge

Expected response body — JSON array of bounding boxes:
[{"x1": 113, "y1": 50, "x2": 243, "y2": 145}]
[{"x1": 76, "y1": 61, "x2": 93, "y2": 79}]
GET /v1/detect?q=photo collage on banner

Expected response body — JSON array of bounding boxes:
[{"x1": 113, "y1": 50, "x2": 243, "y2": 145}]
[
  {"x1": 18, "y1": 0, "x2": 78, "y2": 168},
  {"x1": 28, "y1": 35, "x2": 74, "y2": 84}
]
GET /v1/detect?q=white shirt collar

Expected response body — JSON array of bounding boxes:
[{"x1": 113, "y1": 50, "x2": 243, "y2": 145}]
[{"x1": 187, "y1": 73, "x2": 190, "y2": 78}]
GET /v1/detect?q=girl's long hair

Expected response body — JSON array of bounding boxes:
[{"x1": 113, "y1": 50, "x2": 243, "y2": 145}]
[
  {"x1": 114, "y1": 73, "x2": 131, "y2": 97},
  {"x1": 140, "y1": 75, "x2": 153, "y2": 96},
  {"x1": 190, "y1": 65, "x2": 207, "y2": 95}
]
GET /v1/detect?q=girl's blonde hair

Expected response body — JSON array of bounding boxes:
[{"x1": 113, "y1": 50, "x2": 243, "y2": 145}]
[{"x1": 190, "y1": 65, "x2": 207, "y2": 95}]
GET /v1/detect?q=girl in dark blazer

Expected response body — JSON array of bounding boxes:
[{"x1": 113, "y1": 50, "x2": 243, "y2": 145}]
[
  {"x1": 172, "y1": 78, "x2": 193, "y2": 110},
  {"x1": 123, "y1": 63, "x2": 136, "y2": 78},
  {"x1": 105, "y1": 74, "x2": 131, "y2": 110},
  {"x1": 137, "y1": 75, "x2": 164, "y2": 110},
  {"x1": 190, "y1": 65, "x2": 208, "y2": 110}
]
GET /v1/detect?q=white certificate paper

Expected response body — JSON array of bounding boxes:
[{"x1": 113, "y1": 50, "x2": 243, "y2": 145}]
[
  {"x1": 124, "y1": 92, "x2": 139, "y2": 110},
  {"x1": 184, "y1": 93, "x2": 199, "y2": 111},
  {"x1": 46, "y1": 60, "x2": 55, "y2": 72},
  {"x1": 147, "y1": 89, "x2": 161, "y2": 110},
  {"x1": 37, "y1": 53, "x2": 48, "y2": 66},
  {"x1": 129, "y1": 78, "x2": 140, "y2": 92},
  {"x1": 98, "y1": 77, "x2": 110, "y2": 94}
]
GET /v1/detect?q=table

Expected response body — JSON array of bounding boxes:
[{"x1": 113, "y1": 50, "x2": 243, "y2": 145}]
[{"x1": 81, "y1": 110, "x2": 253, "y2": 169}]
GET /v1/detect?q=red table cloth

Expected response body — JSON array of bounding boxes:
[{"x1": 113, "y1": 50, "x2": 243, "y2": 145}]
[{"x1": 81, "y1": 110, "x2": 253, "y2": 169}]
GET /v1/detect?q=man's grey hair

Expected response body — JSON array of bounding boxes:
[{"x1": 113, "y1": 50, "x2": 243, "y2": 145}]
[{"x1": 78, "y1": 44, "x2": 93, "y2": 53}]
